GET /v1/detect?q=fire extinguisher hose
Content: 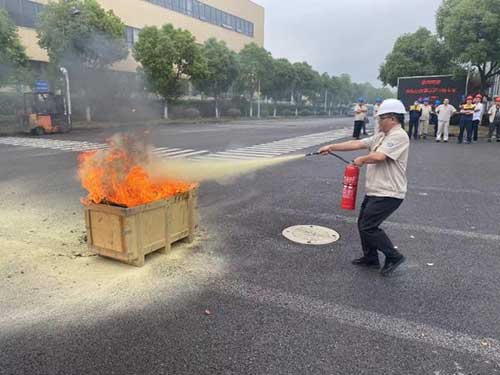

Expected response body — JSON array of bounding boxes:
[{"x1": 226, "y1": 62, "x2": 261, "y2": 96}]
[{"x1": 305, "y1": 151, "x2": 352, "y2": 164}]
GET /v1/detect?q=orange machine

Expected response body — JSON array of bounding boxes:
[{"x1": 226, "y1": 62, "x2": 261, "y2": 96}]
[{"x1": 20, "y1": 92, "x2": 70, "y2": 135}]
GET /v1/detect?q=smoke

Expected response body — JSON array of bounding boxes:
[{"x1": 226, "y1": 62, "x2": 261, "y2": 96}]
[{"x1": 147, "y1": 155, "x2": 304, "y2": 184}]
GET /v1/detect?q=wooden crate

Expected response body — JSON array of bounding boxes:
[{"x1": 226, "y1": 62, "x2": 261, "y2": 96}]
[{"x1": 84, "y1": 187, "x2": 198, "y2": 266}]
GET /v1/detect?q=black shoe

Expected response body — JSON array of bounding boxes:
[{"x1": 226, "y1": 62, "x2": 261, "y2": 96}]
[
  {"x1": 436, "y1": 139, "x2": 440, "y2": 142},
  {"x1": 381, "y1": 255, "x2": 406, "y2": 275},
  {"x1": 444, "y1": 140, "x2": 448, "y2": 143},
  {"x1": 352, "y1": 257, "x2": 380, "y2": 268}
]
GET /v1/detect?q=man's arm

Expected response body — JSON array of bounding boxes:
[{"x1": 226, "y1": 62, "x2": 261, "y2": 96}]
[
  {"x1": 353, "y1": 152, "x2": 386, "y2": 167},
  {"x1": 318, "y1": 140, "x2": 367, "y2": 154}
]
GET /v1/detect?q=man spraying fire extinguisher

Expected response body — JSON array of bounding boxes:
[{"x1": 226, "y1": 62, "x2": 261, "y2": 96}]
[{"x1": 318, "y1": 99, "x2": 409, "y2": 275}]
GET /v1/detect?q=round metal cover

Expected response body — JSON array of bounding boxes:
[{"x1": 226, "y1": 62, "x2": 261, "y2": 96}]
[{"x1": 282, "y1": 225, "x2": 340, "y2": 245}]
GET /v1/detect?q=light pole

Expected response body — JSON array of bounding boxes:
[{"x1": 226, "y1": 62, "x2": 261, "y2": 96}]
[{"x1": 60, "y1": 67, "x2": 72, "y2": 128}]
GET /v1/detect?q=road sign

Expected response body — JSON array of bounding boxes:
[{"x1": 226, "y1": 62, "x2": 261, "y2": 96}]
[{"x1": 34, "y1": 80, "x2": 50, "y2": 93}]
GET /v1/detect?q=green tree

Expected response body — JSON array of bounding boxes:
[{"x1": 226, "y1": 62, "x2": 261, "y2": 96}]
[
  {"x1": 437, "y1": 0, "x2": 500, "y2": 91},
  {"x1": 194, "y1": 38, "x2": 238, "y2": 118},
  {"x1": 291, "y1": 62, "x2": 318, "y2": 106},
  {"x1": 266, "y1": 58, "x2": 295, "y2": 116},
  {"x1": 0, "y1": 9, "x2": 30, "y2": 87},
  {"x1": 237, "y1": 43, "x2": 273, "y2": 117},
  {"x1": 37, "y1": 0, "x2": 128, "y2": 69},
  {"x1": 379, "y1": 27, "x2": 455, "y2": 87},
  {"x1": 37, "y1": 0, "x2": 128, "y2": 120},
  {"x1": 133, "y1": 24, "x2": 206, "y2": 119}
]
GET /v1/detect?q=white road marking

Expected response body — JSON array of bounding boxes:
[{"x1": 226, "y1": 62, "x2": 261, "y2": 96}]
[
  {"x1": 168, "y1": 150, "x2": 209, "y2": 159},
  {"x1": 218, "y1": 280, "x2": 500, "y2": 364},
  {"x1": 155, "y1": 149, "x2": 193, "y2": 157},
  {"x1": 0, "y1": 127, "x2": 352, "y2": 161}
]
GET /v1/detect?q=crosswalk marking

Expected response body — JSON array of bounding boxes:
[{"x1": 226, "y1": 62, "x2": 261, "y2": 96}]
[
  {"x1": 215, "y1": 151, "x2": 272, "y2": 158},
  {"x1": 152, "y1": 148, "x2": 182, "y2": 156},
  {"x1": 168, "y1": 150, "x2": 209, "y2": 159},
  {"x1": 192, "y1": 127, "x2": 352, "y2": 161},
  {"x1": 155, "y1": 149, "x2": 195, "y2": 157},
  {"x1": 0, "y1": 127, "x2": 353, "y2": 162}
]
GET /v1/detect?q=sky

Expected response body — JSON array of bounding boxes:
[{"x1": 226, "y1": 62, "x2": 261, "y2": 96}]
[{"x1": 252, "y1": 0, "x2": 441, "y2": 87}]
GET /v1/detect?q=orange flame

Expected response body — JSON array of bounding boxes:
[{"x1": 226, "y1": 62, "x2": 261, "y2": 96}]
[{"x1": 78, "y1": 135, "x2": 196, "y2": 208}]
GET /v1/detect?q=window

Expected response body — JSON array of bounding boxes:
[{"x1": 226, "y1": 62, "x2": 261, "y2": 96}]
[
  {"x1": 192, "y1": 0, "x2": 199, "y2": 18},
  {"x1": 125, "y1": 26, "x2": 141, "y2": 48},
  {"x1": 133, "y1": 28, "x2": 141, "y2": 44},
  {"x1": 142, "y1": 0, "x2": 255, "y2": 38},
  {"x1": 21, "y1": 1, "x2": 41, "y2": 28},
  {"x1": 215, "y1": 8, "x2": 222, "y2": 26},
  {"x1": 4, "y1": 0, "x2": 22, "y2": 25},
  {"x1": 125, "y1": 27, "x2": 134, "y2": 49}
]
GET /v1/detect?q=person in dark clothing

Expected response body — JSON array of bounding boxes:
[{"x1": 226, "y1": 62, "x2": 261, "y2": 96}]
[
  {"x1": 319, "y1": 99, "x2": 409, "y2": 276},
  {"x1": 458, "y1": 96, "x2": 475, "y2": 144},
  {"x1": 408, "y1": 100, "x2": 422, "y2": 140}
]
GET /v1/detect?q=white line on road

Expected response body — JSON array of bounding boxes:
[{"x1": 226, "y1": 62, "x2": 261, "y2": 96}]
[
  {"x1": 156, "y1": 149, "x2": 194, "y2": 157},
  {"x1": 167, "y1": 150, "x2": 209, "y2": 159},
  {"x1": 218, "y1": 280, "x2": 500, "y2": 364},
  {"x1": 216, "y1": 151, "x2": 274, "y2": 158}
]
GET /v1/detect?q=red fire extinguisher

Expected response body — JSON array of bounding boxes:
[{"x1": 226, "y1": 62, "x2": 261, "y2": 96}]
[
  {"x1": 306, "y1": 151, "x2": 360, "y2": 210},
  {"x1": 341, "y1": 164, "x2": 360, "y2": 211}
]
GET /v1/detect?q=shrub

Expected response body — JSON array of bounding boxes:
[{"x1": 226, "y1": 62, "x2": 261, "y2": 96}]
[
  {"x1": 281, "y1": 109, "x2": 295, "y2": 117},
  {"x1": 182, "y1": 108, "x2": 201, "y2": 119},
  {"x1": 226, "y1": 108, "x2": 241, "y2": 118},
  {"x1": 299, "y1": 109, "x2": 313, "y2": 116},
  {"x1": 259, "y1": 109, "x2": 270, "y2": 118}
]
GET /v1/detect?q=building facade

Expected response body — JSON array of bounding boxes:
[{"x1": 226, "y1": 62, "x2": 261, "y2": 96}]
[{"x1": 1, "y1": 0, "x2": 265, "y2": 72}]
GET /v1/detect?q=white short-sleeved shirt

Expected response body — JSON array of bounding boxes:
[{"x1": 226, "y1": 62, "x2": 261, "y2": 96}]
[
  {"x1": 473, "y1": 102, "x2": 483, "y2": 121},
  {"x1": 436, "y1": 104, "x2": 456, "y2": 121},
  {"x1": 361, "y1": 126, "x2": 410, "y2": 199},
  {"x1": 420, "y1": 105, "x2": 432, "y2": 120},
  {"x1": 354, "y1": 104, "x2": 368, "y2": 121}
]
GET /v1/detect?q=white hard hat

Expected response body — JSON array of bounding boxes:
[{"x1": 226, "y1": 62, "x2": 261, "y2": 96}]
[{"x1": 376, "y1": 99, "x2": 406, "y2": 117}]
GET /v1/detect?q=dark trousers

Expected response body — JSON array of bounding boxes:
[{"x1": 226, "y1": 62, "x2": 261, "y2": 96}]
[
  {"x1": 408, "y1": 118, "x2": 419, "y2": 139},
  {"x1": 361, "y1": 120, "x2": 367, "y2": 135},
  {"x1": 358, "y1": 196, "x2": 403, "y2": 263},
  {"x1": 489, "y1": 121, "x2": 500, "y2": 140},
  {"x1": 353, "y1": 121, "x2": 364, "y2": 139},
  {"x1": 458, "y1": 115, "x2": 473, "y2": 143},
  {"x1": 472, "y1": 120, "x2": 480, "y2": 141}
]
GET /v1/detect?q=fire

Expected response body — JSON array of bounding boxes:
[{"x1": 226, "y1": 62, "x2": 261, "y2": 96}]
[{"x1": 78, "y1": 134, "x2": 196, "y2": 208}]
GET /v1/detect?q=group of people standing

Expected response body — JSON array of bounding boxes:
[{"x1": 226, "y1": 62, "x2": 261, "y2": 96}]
[{"x1": 353, "y1": 96, "x2": 500, "y2": 143}]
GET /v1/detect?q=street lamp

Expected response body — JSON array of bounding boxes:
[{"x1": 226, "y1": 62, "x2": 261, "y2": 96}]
[{"x1": 60, "y1": 67, "x2": 72, "y2": 128}]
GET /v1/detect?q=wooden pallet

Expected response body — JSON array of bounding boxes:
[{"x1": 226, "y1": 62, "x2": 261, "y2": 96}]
[{"x1": 84, "y1": 187, "x2": 198, "y2": 266}]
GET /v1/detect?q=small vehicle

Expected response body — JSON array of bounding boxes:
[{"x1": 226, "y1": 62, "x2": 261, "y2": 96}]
[{"x1": 19, "y1": 92, "x2": 70, "y2": 135}]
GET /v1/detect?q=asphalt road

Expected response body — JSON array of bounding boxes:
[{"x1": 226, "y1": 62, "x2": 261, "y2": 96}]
[{"x1": 1, "y1": 118, "x2": 499, "y2": 375}]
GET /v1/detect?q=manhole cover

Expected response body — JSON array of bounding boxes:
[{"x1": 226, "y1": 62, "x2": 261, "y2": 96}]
[{"x1": 282, "y1": 225, "x2": 340, "y2": 245}]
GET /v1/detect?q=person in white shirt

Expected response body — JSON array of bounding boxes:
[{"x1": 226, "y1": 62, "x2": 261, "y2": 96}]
[
  {"x1": 419, "y1": 98, "x2": 432, "y2": 139},
  {"x1": 353, "y1": 98, "x2": 368, "y2": 139},
  {"x1": 472, "y1": 94, "x2": 484, "y2": 142},
  {"x1": 435, "y1": 99, "x2": 456, "y2": 142}
]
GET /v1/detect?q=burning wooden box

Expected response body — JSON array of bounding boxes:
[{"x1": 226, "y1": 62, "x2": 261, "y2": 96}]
[
  {"x1": 84, "y1": 187, "x2": 198, "y2": 267},
  {"x1": 79, "y1": 134, "x2": 199, "y2": 267}
]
